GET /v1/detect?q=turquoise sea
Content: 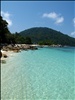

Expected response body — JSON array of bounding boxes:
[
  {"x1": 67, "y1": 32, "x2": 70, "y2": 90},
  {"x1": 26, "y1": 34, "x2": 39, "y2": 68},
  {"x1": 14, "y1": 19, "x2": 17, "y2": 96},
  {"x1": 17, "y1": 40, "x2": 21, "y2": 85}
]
[{"x1": 1, "y1": 47, "x2": 75, "y2": 100}]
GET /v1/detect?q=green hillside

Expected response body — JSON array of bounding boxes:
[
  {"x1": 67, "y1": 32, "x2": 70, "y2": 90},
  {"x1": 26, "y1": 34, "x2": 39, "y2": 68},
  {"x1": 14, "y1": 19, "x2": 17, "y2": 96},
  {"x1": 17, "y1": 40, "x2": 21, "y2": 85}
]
[{"x1": 19, "y1": 27, "x2": 75, "y2": 46}]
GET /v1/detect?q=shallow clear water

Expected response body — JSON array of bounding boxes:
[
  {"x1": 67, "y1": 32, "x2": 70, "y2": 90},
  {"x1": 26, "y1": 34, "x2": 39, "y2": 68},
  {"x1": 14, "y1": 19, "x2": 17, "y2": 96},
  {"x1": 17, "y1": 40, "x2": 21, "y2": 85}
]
[{"x1": 1, "y1": 47, "x2": 75, "y2": 100}]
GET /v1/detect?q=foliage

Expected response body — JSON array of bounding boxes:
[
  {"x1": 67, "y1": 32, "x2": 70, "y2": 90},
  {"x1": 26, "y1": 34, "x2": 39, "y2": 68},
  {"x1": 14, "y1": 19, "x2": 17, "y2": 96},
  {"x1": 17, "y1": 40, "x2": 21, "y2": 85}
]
[
  {"x1": 12, "y1": 33, "x2": 32, "y2": 44},
  {"x1": 19, "y1": 27, "x2": 75, "y2": 46},
  {"x1": 0, "y1": 16, "x2": 32, "y2": 44},
  {"x1": 38, "y1": 40, "x2": 54, "y2": 45},
  {"x1": 1, "y1": 16, "x2": 75, "y2": 46},
  {"x1": 25, "y1": 37, "x2": 32, "y2": 44},
  {"x1": 0, "y1": 16, "x2": 11, "y2": 43}
]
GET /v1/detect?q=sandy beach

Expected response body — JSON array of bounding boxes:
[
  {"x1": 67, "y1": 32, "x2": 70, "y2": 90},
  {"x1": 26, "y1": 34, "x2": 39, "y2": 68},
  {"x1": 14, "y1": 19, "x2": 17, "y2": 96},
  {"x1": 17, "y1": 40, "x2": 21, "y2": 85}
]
[
  {"x1": 1, "y1": 50, "x2": 16, "y2": 63},
  {"x1": 0, "y1": 44, "x2": 38, "y2": 64}
]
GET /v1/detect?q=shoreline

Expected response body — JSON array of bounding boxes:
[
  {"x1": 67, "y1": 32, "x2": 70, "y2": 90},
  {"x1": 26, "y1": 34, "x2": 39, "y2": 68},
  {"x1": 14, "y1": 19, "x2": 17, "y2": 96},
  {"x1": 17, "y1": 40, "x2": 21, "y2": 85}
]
[
  {"x1": 1, "y1": 44, "x2": 75, "y2": 64},
  {"x1": 0, "y1": 44, "x2": 38, "y2": 64},
  {"x1": 1, "y1": 50, "x2": 17, "y2": 64}
]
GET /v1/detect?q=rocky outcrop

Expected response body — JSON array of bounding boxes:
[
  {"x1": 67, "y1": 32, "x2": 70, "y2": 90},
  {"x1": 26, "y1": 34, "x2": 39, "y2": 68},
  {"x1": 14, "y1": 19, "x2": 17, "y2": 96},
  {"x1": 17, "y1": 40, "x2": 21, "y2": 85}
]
[
  {"x1": 29, "y1": 46, "x2": 38, "y2": 50},
  {"x1": 2, "y1": 44, "x2": 38, "y2": 51},
  {"x1": 2, "y1": 54, "x2": 8, "y2": 58}
]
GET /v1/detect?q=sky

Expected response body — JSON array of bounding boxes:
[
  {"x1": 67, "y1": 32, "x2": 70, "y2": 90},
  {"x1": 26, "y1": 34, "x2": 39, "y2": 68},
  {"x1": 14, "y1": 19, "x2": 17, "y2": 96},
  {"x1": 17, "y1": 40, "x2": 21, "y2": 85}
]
[{"x1": 1, "y1": 1, "x2": 75, "y2": 38}]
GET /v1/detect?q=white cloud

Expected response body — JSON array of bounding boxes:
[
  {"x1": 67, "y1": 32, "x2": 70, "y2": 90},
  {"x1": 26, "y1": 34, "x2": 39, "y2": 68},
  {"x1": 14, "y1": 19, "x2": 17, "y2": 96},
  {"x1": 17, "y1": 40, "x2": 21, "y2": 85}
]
[
  {"x1": 43, "y1": 12, "x2": 57, "y2": 19},
  {"x1": 73, "y1": 18, "x2": 75, "y2": 27},
  {"x1": 42, "y1": 12, "x2": 64, "y2": 25},
  {"x1": 1, "y1": 11, "x2": 12, "y2": 27},
  {"x1": 71, "y1": 31, "x2": 75, "y2": 37},
  {"x1": 55, "y1": 17, "x2": 64, "y2": 24}
]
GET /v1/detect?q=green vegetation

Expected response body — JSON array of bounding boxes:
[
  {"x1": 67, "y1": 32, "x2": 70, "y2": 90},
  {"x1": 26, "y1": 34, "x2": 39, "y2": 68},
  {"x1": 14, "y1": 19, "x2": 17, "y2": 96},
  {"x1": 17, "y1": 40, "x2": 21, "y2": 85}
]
[
  {"x1": 0, "y1": 16, "x2": 11, "y2": 43},
  {"x1": 0, "y1": 16, "x2": 32, "y2": 45},
  {"x1": 19, "y1": 27, "x2": 75, "y2": 46},
  {"x1": 1, "y1": 15, "x2": 75, "y2": 46},
  {"x1": 38, "y1": 40, "x2": 54, "y2": 45},
  {"x1": 10, "y1": 32, "x2": 32, "y2": 44}
]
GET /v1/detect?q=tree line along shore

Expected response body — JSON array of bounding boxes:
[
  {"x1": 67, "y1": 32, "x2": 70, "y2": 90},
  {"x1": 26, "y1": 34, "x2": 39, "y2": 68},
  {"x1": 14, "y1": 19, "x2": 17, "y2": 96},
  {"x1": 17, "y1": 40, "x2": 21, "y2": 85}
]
[{"x1": 0, "y1": 15, "x2": 75, "y2": 64}]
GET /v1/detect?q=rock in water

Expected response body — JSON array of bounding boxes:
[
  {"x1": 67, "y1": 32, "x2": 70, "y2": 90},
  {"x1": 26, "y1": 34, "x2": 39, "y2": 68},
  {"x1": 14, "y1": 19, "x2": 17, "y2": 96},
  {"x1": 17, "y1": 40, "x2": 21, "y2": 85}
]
[
  {"x1": 1, "y1": 60, "x2": 6, "y2": 64},
  {"x1": 2, "y1": 54, "x2": 8, "y2": 58}
]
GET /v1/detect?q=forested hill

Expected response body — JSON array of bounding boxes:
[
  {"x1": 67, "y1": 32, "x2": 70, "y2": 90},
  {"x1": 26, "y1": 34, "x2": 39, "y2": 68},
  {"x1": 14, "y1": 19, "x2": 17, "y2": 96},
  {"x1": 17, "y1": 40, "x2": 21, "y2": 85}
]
[{"x1": 19, "y1": 27, "x2": 75, "y2": 46}]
